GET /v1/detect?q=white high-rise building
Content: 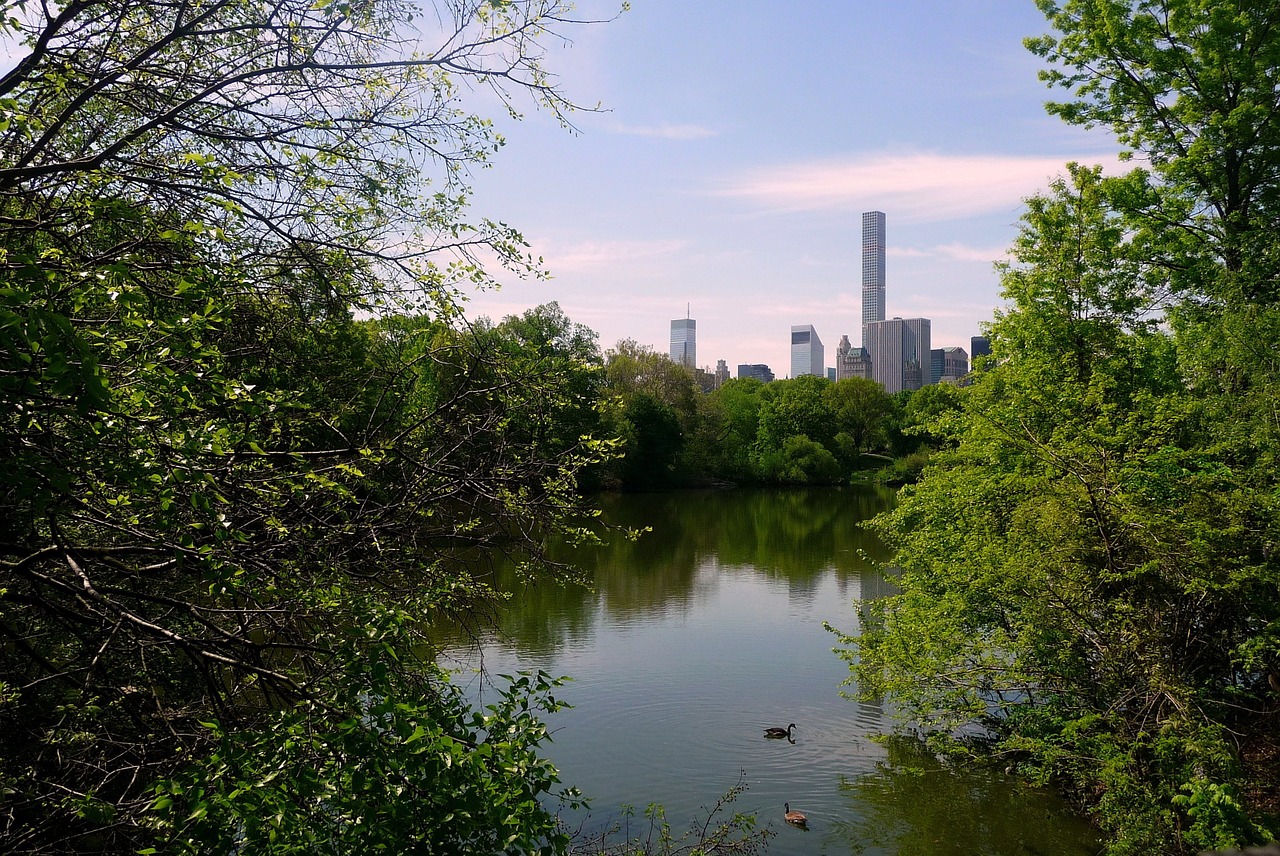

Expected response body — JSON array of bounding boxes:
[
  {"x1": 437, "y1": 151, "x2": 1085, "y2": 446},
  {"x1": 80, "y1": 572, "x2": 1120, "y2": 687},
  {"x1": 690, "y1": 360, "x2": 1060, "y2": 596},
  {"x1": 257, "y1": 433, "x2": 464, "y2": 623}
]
[
  {"x1": 861, "y1": 211, "x2": 886, "y2": 348},
  {"x1": 669, "y1": 317, "x2": 695, "y2": 369},
  {"x1": 790, "y1": 325, "x2": 824, "y2": 378}
]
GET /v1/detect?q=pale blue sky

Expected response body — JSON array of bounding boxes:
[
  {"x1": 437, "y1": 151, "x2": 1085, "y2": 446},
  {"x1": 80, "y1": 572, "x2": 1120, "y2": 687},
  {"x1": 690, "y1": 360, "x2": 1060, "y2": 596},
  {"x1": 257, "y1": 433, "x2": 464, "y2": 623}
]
[{"x1": 458, "y1": 0, "x2": 1122, "y2": 376}]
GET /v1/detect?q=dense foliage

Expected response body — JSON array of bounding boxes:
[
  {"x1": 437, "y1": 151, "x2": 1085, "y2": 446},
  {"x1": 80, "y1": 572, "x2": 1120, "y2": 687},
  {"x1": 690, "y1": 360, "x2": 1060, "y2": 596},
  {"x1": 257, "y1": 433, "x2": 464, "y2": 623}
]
[
  {"x1": 837, "y1": 2, "x2": 1280, "y2": 853},
  {"x1": 0, "y1": 1, "x2": 618, "y2": 852},
  {"x1": 596, "y1": 346, "x2": 939, "y2": 490}
]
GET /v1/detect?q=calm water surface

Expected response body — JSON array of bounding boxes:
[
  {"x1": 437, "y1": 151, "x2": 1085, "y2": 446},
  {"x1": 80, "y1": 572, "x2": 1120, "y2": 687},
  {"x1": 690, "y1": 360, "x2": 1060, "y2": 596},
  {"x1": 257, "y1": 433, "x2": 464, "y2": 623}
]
[{"x1": 435, "y1": 486, "x2": 1100, "y2": 856}]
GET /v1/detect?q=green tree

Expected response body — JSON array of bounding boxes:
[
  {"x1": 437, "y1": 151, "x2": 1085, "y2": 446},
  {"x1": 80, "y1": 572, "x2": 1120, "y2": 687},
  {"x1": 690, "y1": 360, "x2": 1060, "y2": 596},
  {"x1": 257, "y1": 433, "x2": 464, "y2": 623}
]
[
  {"x1": 757, "y1": 434, "x2": 841, "y2": 485},
  {"x1": 702, "y1": 377, "x2": 766, "y2": 482},
  {"x1": 839, "y1": 119, "x2": 1280, "y2": 856},
  {"x1": 824, "y1": 376, "x2": 895, "y2": 457},
  {"x1": 477, "y1": 302, "x2": 611, "y2": 484},
  {"x1": 0, "y1": 1, "x2": 619, "y2": 851},
  {"x1": 601, "y1": 340, "x2": 700, "y2": 488},
  {"x1": 756, "y1": 374, "x2": 835, "y2": 452},
  {"x1": 615, "y1": 392, "x2": 685, "y2": 490},
  {"x1": 1028, "y1": 0, "x2": 1280, "y2": 302}
]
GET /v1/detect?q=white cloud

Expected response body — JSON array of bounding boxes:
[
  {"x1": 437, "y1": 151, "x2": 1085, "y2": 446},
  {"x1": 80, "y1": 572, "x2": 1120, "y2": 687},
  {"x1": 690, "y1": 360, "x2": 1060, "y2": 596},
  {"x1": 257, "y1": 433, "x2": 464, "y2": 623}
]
[
  {"x1": 886, "y1": 247, "x2": 932, "y2": 259},
  {"x1": 534, "y1": 237, "x2": 687, "y2": 273},
  {"x1": 935, "y1": 242, "x2": 1011, "y2": 263},
  {"x1": 718, "y1": 150, "x2": 1124, "y2": 223},
  {"x1": 889, "y1": 242, "x2": 1011, "y2": 263},
  {"x1": 609, "y1": 122, "x2": 717, "y2": 140}
]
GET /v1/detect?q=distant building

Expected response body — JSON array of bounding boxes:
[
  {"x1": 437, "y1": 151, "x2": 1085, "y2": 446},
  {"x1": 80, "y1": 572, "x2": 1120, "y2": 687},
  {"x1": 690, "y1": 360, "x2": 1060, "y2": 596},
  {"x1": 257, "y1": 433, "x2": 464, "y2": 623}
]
[
  {"x1": 931, "y1": 346, "x2": 969, "y2": 384},
  {"x1": 714, "y1": 359, "x2": 730, "y2": 387},
  {"x1": 903, "y1": 359, "x2": 923, "y2": 391},
  {"x1": 790, "y1": 324, "x2": 824, "y2": 378},
  {"x1": 866, "y1": 317, "x2": 931, "y2": 394},
  {"x1": 835, "y1": 334, "x2": 873, "y2": 381},
  {"x1": 737, "y1": 363, "x2": 775, "y2": 383},
  {"x1": 861, "y1": 211, "x2": 886, "y2": 349},
  {"x1": 669, "y1": 317, "x2": 696, "y2": 369},
  {"x1": 970, "y1": 335, "x2": 991, "y2": 367}
]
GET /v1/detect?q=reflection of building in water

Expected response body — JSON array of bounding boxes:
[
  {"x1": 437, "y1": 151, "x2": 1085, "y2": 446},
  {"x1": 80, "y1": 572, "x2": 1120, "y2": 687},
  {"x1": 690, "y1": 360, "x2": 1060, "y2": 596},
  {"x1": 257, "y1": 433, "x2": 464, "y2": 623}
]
[{"x1": 847, "y1": 565, "x2": 901, "y2": 643}]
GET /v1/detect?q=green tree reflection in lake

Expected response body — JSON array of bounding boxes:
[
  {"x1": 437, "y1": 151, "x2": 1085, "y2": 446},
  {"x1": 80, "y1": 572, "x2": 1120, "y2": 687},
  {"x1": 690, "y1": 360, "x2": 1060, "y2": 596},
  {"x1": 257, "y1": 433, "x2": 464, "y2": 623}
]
[
  {"x1": 833, "y1": 737, "x2": 1101, "y2": 856},
  {"x1": 434, "y1": 487, "x2": 1099, "y2": 856}
]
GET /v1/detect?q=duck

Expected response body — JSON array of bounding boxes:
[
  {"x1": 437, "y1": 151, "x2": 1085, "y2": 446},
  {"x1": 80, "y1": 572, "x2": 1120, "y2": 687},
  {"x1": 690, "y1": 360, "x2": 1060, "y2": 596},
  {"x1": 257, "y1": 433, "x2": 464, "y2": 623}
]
[
  {"x1": 784, "y1": 802, "x2": 807, "y2": 827},
  {"x1": 763, "y1": 723, "x2": 796, "y2": 739}
]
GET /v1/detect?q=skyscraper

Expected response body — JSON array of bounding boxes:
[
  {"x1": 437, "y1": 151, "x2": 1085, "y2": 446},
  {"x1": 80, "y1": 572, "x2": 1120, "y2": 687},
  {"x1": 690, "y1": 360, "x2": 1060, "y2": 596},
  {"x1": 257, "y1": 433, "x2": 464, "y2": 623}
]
[
  {"x1": 970, "y1": 335, "x2": 991, "y2": 370},
  {"x1": 669, "y1": 317, "x2": 695, "y2": 369},
  {"x1": 790, "y1": 325, "x2": 824, "y2": 378},
  {"x1": 861, "y1": 211, "x2": 886, "y2": 348},
  {"x1": 737, "y1": 364, "x2": 775, "y2": 383},
  {"x1": 714, "y1": 359, "x2": 730, "y2": 387},
  {"x1": 931, "y1": 346, "x2": 969, "y2": 384},
  {"x1": 865, "y1": 317, "x2": 931, "y2": 393}
]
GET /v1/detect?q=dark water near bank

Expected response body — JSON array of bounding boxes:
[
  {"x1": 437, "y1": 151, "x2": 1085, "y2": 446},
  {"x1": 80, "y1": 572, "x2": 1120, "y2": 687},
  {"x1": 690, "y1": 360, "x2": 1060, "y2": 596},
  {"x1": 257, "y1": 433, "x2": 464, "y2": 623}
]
[{"x1": 435, "y1": 486, "x2": 1101, "y2": 856}]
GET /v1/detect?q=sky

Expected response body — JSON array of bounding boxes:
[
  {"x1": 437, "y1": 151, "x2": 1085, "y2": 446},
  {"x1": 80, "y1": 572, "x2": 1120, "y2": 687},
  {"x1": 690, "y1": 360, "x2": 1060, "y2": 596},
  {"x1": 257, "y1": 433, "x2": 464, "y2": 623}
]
[
  {"x1": 0, "y1": 1, "x2": 1122, "y2": 377},
  {"x1": 454, "y1": 0, "x2": 1124, "y2": 376}
]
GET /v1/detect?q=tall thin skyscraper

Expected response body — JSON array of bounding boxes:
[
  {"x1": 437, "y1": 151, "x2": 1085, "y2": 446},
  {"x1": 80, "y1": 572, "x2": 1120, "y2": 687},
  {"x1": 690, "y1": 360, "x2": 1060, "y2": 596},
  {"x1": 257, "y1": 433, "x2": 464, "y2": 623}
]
[
  {"x1": 861, "y1": 211, "x2": 886, "y2": 348},
  {"x1": 669, "y1": 315, "x2": 696, "y2": 369}
]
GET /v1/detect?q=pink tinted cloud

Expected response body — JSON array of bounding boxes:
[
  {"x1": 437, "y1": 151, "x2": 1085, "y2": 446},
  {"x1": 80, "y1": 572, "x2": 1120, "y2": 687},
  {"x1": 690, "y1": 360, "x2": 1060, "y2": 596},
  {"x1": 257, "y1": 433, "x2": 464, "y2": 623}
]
[{"x1": 719, "y1": 151, "x2": 1122, "y2": 222}]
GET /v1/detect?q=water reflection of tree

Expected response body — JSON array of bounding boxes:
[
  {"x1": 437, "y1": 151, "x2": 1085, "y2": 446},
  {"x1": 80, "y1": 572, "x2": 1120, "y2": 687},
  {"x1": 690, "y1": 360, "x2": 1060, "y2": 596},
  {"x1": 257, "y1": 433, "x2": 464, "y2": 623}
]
[
  {"x1": 830, "y1": 737, "x2": 1100, "y2": 856},
  {"x1": 441, "y1": 487, "x2": 899, "y2": 657}
]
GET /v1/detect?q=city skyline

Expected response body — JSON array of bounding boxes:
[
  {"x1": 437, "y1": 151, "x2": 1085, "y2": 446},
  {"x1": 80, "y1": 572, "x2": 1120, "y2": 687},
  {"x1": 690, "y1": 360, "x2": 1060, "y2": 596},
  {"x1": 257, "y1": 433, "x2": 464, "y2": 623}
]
[{"x1": 454, "y1": 0, "x2": 1121, "y2": 375}]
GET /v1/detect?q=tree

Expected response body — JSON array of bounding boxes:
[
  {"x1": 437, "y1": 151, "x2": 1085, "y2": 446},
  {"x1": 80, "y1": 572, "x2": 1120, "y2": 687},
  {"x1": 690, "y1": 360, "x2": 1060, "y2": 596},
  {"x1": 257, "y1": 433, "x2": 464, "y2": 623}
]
[
  {"x1": 700, "y1": 377, "x2": 765, "y2": 482},
  {"x1": 1028, "y1": 0, "x2": 1280, "y2": 303},
  {"x1": 601, "y1": 340, "x2": 699, "y2": 488},
  {"x1": 604, "y1": 339, "x2": 699, "y2": 421},
  {"x1": 0, "y1": 1, "x2": 619, "y2": 851},
  {"x1": 615, "y1": 392, "x2": 685, "y2": 489},
  {"x1": 824, "y1": 376, "x2": 895, "y2": 456},
  {"x1": 756, "y1": 374, "x2": 835, "y2": 452},
  {"x1": 759, "y1": 434, "x2": 841, "y2": 485},
  {"x1": 477, "y1": 302, "x2": 611, "y2": 479},
  {"x1": 839, "y1": 133, "x2": 1280, "y2": 856}
]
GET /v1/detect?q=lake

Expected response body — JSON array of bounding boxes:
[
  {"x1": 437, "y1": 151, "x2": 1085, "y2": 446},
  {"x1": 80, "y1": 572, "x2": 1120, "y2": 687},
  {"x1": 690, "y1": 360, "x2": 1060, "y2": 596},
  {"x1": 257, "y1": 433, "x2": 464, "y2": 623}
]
[{"x1": 435, "y1": 486, "x2": 1101, "y2": 856}]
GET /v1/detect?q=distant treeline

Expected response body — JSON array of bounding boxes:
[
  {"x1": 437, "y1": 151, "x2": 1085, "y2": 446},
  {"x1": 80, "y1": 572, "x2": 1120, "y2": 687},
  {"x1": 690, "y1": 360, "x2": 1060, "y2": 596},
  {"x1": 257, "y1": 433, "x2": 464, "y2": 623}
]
[{"x1": 469, "y1": 305, "x2": 961, "y2": 491}]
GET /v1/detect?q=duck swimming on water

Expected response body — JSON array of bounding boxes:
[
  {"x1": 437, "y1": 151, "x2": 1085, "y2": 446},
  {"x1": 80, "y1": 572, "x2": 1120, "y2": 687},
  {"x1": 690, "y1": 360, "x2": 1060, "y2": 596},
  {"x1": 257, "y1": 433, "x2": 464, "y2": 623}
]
[
  {"x1": 784, "y1": 803, "x2": 807, "y2": 827},
  {"x1": 763, "y1": 723, "x2": 796, "y2": 739}
]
